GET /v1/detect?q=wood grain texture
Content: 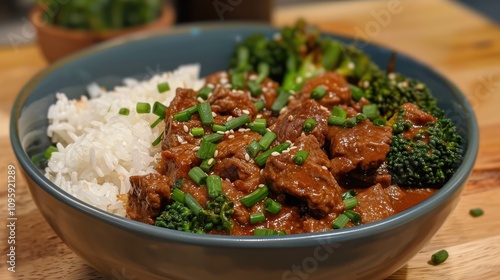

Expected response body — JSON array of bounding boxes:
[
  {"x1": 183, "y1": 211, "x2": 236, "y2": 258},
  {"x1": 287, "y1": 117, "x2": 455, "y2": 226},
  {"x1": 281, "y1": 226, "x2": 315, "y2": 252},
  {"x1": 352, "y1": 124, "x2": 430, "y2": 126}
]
[{"x1": 1, "y1": 0, "x2": 499, "y2": 279}]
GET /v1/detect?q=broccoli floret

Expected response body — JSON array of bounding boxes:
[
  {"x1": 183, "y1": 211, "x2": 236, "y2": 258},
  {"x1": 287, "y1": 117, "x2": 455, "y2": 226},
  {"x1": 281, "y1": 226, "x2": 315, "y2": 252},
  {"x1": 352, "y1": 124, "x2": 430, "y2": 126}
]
[
  {"x1": 360, "y1": 70, "x2": 439, "y2": 119},
  {"x1": 155, "y1": 193, "x2": 234, "y2": 234},
  {"x1": 386, "y1": 108, "x2": 462, "y2": 188}
]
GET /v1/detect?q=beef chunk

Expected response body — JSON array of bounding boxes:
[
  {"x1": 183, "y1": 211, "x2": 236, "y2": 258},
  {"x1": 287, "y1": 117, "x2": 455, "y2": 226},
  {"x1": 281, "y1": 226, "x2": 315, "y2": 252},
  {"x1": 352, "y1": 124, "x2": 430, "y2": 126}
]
[
  {"x1": 161, "y1": 143, "x2": 201, "y2": 181},
  {"x1": 329, "y1": 120, "x2": 392, "y2": 175},
  {"x1": 263, "y1": 134, "x2": 344, "y2": 216},
  {"x1": 211, "y1": 131, "x2": 263, "y2": 193},
  {"x1": 127, "y1": 173, "x2": 172, "y2": 225},
  {"x1": 399, "y1": 102, "x2": 437, "y2": 141},
  {"x1": 354, "y1": 183, "x2": 395, "y2": 224},
  {"x1": 297, "y1": 72, "x2": 352, "y2": 107},
  {"x1": 208, "y1": 85, "x2": 257, "y2": 118},
  {"x1": 270, "y1": 99, "x2": 331, "y2": 146},
  {"x1": 164, "y1": 88, "x2": 203, "y2": 149}
]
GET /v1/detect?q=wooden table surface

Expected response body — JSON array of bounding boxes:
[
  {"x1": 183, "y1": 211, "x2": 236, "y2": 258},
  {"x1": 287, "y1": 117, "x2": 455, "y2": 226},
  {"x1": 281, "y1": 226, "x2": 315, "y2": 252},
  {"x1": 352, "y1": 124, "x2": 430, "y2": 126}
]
[{"x1": 1, "y1": 0, "x2": 499, "y2": 279}]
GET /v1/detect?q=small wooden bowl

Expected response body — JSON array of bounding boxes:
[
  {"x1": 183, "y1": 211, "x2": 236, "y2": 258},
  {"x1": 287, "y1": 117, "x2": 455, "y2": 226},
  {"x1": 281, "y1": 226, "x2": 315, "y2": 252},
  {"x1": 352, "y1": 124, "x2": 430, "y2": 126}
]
[{"x1": 30, "y1": 3, "x2": 175, "y2": 63}]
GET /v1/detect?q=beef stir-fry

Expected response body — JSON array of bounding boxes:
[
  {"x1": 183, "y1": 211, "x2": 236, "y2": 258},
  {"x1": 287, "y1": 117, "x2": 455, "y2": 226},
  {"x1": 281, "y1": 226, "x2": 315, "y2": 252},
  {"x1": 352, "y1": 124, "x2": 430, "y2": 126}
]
[{"x1": 126, "y1": 22, "x2": 462, "y2": 236}]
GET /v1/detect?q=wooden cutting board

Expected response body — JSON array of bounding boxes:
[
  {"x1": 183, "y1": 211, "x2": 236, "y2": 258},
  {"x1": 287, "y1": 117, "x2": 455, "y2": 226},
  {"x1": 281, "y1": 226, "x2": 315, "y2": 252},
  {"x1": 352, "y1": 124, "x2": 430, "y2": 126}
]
[{"x1": 1, "y1": 0, "x2": 499, "y2": 279}]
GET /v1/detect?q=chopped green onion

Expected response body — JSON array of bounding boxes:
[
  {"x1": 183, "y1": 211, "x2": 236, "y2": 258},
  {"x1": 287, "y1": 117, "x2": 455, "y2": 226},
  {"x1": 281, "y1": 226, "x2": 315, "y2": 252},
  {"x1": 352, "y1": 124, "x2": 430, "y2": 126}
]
[
  {"x1": 188, "y1": 166, "x2": 208, "y2": 185},
  {"x1": 293, "y1": 150, "x2": 309, "y2": 165},
  {"x1": 44, "y1": 146, "x2": 58, "y2": 159},
  {"x1": 469, "y1": 208, "x2": 484, "y2": 217},
  {"x1": 254, "y1": 228, "x2": 283, "y2": 236},
  {"x1": 373, "y1": 119, "x2": 387, "y2": 126},
  {"x1": 254, "y1": 100, "x2": 265, "y2": 112},
  {"x1": 157, "y1": 82, "x2": 170, "y2": 93},
  {"x1": 345, "y1": 117, "x2": 358, "y2": 128},
  {"x1": 118, "y1": 108, "x2": 130, "y2": 116},
  {"x1": 206, "y1": 175, "x2": 222, "y2": 198},
  {"x1": 250, "y1": 212, "x2": 266, "y2": 224},
  {"x1": 328, "y1": 115, "x2": 346, "y2": 126},
  {"x1": 249, "y1": 119, "x2": 267, "y2": 133},
  {"x1": 225, "y1": 115, "x2": 250, "y2": 131},
  {"x1": 246, "y1": 140, "x2": 262, "y2": 158},
  {"x1": 254, "y1": 142, "x2": 291, "y2": 167},
  {"x1": 239, "y1": 185, "x2": 269, "y2": 207},
  {"x1": 150, "y1": 117, "x2": 163, "y2": 128},
  {"x1": 356, "y1": 114, "x2": 367, "y2": 122},
  {"x1": 344, "y1": 210, "x2": 362, "y2": 225},
  {"x1": 264, "y1": 198, "x2": 282, "y2": 215},
  {"x1": 248, "y1": 80, "x2": 263, "y2": 96},
  {"x1": 197, "y1": 140, "x2": 217, "y2": 159},
  {"x1": 174, "y1": 105, "x2": 198, "y2": 122},
  {"x1": 349, "y1": 84, "x2": 364, "y2": 101},
  {"x1": 310, "y1": 85, "x2": 327, "y2": 100},
  {"x1": 171, "y1": 188, "x2": 185, "y2": 203},
  {"x1": 136, "y1": 102, "x2": 151, "y2": 114},
  {"x1": 302, "y1": 118, "x2": 316, "y2": 132},
  {"x1": 362, "y1": 104, "x2": 380, "y2": 120},
  {"x1": 256, "y1": 62, "x2": 270, "y2": 84},
  {"x1": 271, "y1": 89, "x2": 291, "y2": 113},
  {"x1": 212, "y1": 124, "x2": 227, "y2": 132},
  {"x1": 231, "y1": 71, "x2": 245, "y2": 90},
  {"x1": 198, "y1": 102, "x2": 214, "y2": 126},
  {"x1": 202, "y1": 133, "x2": 224, "y2": 143},
  {"x1": 152, "y1": 132, "x2": 164, "y2": 146},
  {"x1": 236, "y1": 46, "x2": 249, "y2": 71},
  {"x1": 191, "y1": 127, "x2": 205, "y2": 137},
  {"x1": 332, "y1": 214, "x2": 349, "y2": 229},
  {"x1": 200, "y1": 158, "x2": 216, "y2": 173},
  {"x1": 332, "y1": 106, "x2": 347, "y2": 119},
  {"x1": 152, "y1": 101, "x2": 167, "y2": 118},
  {"x1": 258, "y1": 130, "x2": 276, "y2": 150},
  {"x1": 431, "y1": 249, "x2": 449, "y2": 265},
  {"x1": 344, "y1": 197, "x2": 359, "y2": 210},
  {"x1": 342, "y1": 190, "x2": 357, "y2": 200},
  {"x1": 197, "y1": 86, "x2": 213, "y2": 100},
  {"x1": 184, "y1": 193, "x2": 203, "y2": 215}
]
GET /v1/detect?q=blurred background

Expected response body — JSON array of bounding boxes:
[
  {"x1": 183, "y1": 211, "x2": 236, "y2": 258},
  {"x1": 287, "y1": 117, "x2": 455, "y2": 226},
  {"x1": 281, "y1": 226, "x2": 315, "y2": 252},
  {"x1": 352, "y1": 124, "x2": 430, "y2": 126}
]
[{"x1": 0, "y1": 0, "x2": 498, "y2": 62}]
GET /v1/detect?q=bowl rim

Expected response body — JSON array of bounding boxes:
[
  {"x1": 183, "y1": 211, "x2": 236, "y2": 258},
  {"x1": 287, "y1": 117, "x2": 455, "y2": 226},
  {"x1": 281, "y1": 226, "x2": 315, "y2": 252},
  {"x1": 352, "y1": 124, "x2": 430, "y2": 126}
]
[{"x1": 10, "y1": 22, "x2": 479, "y2": 248}]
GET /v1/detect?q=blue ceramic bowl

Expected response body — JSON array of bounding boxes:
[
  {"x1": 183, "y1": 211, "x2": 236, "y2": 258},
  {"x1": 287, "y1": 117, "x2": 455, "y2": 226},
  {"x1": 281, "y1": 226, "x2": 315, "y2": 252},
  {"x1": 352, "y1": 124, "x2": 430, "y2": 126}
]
[{"x1": 10, "y1": 23, "x2": 478, "y2": 280}]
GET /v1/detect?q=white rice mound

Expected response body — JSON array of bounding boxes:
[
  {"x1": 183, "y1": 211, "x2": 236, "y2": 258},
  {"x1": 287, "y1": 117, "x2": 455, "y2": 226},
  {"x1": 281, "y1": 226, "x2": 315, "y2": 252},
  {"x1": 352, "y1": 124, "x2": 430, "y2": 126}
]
[{"x1": 45, "y1": 64, "x2": 203, "y2": 216}]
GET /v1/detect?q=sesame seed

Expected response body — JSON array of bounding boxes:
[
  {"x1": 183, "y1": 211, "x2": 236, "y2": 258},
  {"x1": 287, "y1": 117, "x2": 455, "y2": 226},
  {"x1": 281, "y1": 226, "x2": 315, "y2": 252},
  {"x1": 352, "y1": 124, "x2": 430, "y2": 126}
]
[
  {"x1": 416, "y1": 83, "x2": 425, "y2": 90},
  {"x1": 207, "y1": 83, "x2": 214, "y2": 88},
  {"x1": 283, "y1": 149, "x2": 290, "y2": 153},
  {"x1": 267, "y1": 81, "x2": 273, "y2": 87},
  {"x1": 295, "y1": 77, "x2": 303, "y2": 84},
  {"x1": 245, "y1": 153, "x2": 250, "y2": 161},
  {"x1": 183, "y1": 125, "x2": 189, "y2": 133},
  {"x1": 388, "y1": 73, "x2": 396, "y2": 80},
  {"x1": 288, "y1": 96, "x2": 294, "y2": 101},
  {"x1": 258, "y1": 183, "x2": 265, "y2": 188},
  {"x1": 193, "y1": 146, "x2": 200, "y2": 151},
  {"x1": 225, "y1": 130, "x2": 231, "y2": 135},
  {"x1": 197, "y1": 97, "x2": 204, "y2": 103},
  {"x1": 217, "y1": 131, "x2": 225, "y2": 135},
  {"x1": 321, "y1": 166, "x2": 328, "y2": 170},
  {"x1": 228, "y1": 135, "x2": 235, "y2": 139},
  {"x1": 288, "y1": 115, "x2": 294, "y2": 121},
  {"x1": 271, "y1": 152, "x2": 280, "y2": 156},
  {"x1": 224, "y1": 84, "x2": 232, "y2": 88},
  {"x1": 227, "y1": 116, "x2": 233, "y2": 121},
  {"x1": 214, "y1": 150, "x2": 219, "y2": 157},
  {"x1": 220, "y1": 78, "x2": 228, "y2": 84},
  {"x1": 286, "y1": 140, "x2": 292, "y2": 144},
  {"x1": 208, "y1": 158, "x2": 215, "y2": 165},
  {"x1": 290, "y1": 146, "x2": 298, "y2": 150},
  {"x1": 348, "y1": 62, "x2": 355, "y2": 70},
  {"x1": 256, "y1": 114, "x2": 263, "y2": 118},
  {"x1": 212, "y1": 112, "x2": 217, "y2": 117},
  {"x1": 249, "y1": 74, "x2": 258, "y2": 80},
  {"x1": 177, "y1": 136, "x2": 183, "y2": 143},
  {"x1": 180, "y1": 141, "x2": 188, "y2": 145},
  {"x1": 242, "y1": 109, "x2": 250, "y2": 115},
  {"x1": 238, "y1": 128, "x2": 245, "y2": 132},
  {"x1": 363, "y1": 80, "x2": 370, "y2": 88},
  {"x1": 280, "y1": 107, "x2": 287, "y2": 114}
]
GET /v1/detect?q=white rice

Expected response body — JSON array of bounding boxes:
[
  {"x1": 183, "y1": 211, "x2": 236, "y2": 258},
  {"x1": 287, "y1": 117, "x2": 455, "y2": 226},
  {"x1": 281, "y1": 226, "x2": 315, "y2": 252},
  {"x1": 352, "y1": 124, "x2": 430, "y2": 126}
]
[{"x1": 44, "y1": 64, "x2": 204, "y2": 216}]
